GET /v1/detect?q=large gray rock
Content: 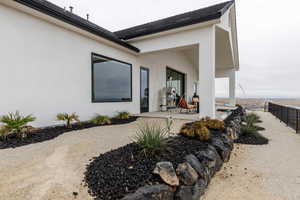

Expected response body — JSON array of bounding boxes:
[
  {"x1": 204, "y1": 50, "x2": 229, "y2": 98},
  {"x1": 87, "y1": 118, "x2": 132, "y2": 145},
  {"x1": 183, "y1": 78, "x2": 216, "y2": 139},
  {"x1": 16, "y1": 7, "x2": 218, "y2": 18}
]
[
  {"x1": 122, "y1": 184, "x2": 174, "y2": 200},
  {"x1": 210, "y1": 137, "x2": 231, "y2": 162},
  {"x1": 176, "y1": 179, "x2": 207, "y2": 200},
  {"x1": 176, "y1": 186, "x2": 193, "y2": 200},
  {"x1": 153, "y1": 162, "x2": 179, "y2": 186},
  {"x1": 185, "y1": 154, "x2": 210, "y2": 185},
  {"x1": 176, "y1": 162, "x2": 199, "y2": 186},
  {"x1": 219, "y1": 133, "x2": 234, "y2": 150},
  {"x1": 195, "y1": 145, "x2": 222, "y2": 177},
  {"x1": 193, "y1": 179, "x2": 206, "y2": 199}
]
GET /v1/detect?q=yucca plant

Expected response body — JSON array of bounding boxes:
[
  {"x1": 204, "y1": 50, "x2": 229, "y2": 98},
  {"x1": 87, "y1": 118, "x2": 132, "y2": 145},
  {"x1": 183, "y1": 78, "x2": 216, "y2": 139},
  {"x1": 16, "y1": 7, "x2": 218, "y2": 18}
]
[
  {"x1": 56, "y1": 113, "x2": 80, "y2": 128},
  {"x1": 133, "y1": 121, "x2": 168, "y2": 156},
  {"x1": 91, "y1": 115, "x2": 111, "y2": 125},
  {"x1": 246, "y1": 113, "x2": 261, "y2": 125},
  {"x1": 115, "y1": 111, "x2": 130, "y2": 120},
  {"x1": 0, "y1": 111, "x2": 36, "y2": 139}
]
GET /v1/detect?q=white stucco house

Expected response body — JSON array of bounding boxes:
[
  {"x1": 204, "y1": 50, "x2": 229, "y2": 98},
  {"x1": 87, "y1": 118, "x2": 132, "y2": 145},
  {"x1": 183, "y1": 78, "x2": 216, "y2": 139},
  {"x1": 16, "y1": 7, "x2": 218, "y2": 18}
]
[{"x1": 0, "y1": 0, "x2": 239, "y2": 126}]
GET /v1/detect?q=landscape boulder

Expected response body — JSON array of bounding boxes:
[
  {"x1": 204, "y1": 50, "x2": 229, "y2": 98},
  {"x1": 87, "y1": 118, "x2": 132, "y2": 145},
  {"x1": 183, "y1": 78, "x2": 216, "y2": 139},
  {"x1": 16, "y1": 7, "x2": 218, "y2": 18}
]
[
  {"x1": 185, "y1": 154, "x2": 210, "y2": 185},
  {"x1": 121, "y1": 184, "x2": 174, "y2": 200},
  {"x1": 153, "y1": 162, "x2": 179, "y2": 186},
  {"x1": 176, "y1": 162, "x2": 199, "y2": 186},
  {"x1": 210, "y1": 137, "x2": 231, "y2": 162},
  {"x1": 175, "y1": 186, "x2": 194, "y2": 200},
  {"x1": 193, "y1": 179, "x2": 206, "y2": 199}
]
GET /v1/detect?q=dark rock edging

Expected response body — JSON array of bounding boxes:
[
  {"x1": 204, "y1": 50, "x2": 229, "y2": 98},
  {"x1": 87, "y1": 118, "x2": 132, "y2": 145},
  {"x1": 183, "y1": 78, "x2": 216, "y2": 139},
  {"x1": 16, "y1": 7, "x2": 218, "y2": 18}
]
[
  {"x1": 121, "y1": 109, "x2": 244, "y2": 200},
  {"x1": 0, "y1": 117, "x2": 139, "y2": 149}
]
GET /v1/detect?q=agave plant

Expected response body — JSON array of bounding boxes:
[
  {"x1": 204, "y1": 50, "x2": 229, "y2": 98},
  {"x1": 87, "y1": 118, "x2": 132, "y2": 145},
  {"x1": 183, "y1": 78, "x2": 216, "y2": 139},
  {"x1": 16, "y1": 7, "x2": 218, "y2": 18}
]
[
  {"x1": 0, "y1": 111, "x2": 36, "y2": 139},
  {"x1": 56, "y1": 113, "x2": 80, "y2": 128},
  {"x1": 91, "y1": 115, "x2": 111, "y2": 125}
]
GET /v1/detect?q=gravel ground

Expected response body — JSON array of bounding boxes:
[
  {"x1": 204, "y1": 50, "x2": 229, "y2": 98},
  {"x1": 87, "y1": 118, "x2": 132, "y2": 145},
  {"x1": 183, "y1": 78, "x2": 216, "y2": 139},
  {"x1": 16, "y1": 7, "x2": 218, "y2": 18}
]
[
  {"x1": 2, "y1": 112, "x2": 300, "y2": 200},
  {"x1": 0, "y1": 118, "x2": 187, "y2": 200},
  {"x1": 202, "y1": 111, "x2": 300, "y2": 200}
]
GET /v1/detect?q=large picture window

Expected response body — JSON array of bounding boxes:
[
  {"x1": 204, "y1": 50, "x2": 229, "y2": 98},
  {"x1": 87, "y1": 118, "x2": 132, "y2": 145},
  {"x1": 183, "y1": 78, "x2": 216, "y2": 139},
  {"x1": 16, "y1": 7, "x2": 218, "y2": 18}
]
[{"x1": 92, "y1": 53, "x2": 132, "y2": 102}]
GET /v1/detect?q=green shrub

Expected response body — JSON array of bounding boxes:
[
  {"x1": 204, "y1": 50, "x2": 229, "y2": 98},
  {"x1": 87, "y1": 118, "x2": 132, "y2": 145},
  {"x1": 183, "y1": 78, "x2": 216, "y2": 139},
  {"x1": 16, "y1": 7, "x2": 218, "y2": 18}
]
[
  {"x1": 56, "y1": 113, "x2": 79, "y2": 128},
  {"x1": 246, "y1": 113, "x2": 261, "y2": 125},
  {"x1": 0, "y1": 126, "x2": 10, "y2": 140},
  {"x1": 133, "y1": 121, "x2": 168, "y2": 156},
  {"x1": 91, "y1": 115, "x2": 111, "y2": 125},
  {"x1": 197, "y1": 117, "x2": 225, "y2": 131},
  {"x1": 0, "y1": 111, "x2": 36, "y2": 139},
  {"x1": 115, "y1": 111, "x2": 130, "y2": 119},
  {"x1": 180, "y1": 121, "x2": 211, "y2": 141},
  {"x1": 241, "y1": 125, "x2": 258, "y2": 136}
]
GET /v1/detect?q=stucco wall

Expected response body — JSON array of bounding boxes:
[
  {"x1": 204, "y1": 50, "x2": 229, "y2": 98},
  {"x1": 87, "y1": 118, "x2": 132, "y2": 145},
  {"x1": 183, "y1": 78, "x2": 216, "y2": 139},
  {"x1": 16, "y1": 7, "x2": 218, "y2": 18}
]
[{"x1": 0, "y1": 4, "x2": 195, "y2": 126}]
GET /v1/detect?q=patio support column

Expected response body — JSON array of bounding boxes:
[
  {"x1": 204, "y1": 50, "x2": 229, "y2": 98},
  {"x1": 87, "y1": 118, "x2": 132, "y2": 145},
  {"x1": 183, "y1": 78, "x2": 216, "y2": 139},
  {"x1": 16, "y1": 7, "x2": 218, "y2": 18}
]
[
  {"x1": 198, "y1": 26, "x2": 216, "y2": 118},
  {"x1": 229, "y1": 69, "x2": 236, "y2": 106}
]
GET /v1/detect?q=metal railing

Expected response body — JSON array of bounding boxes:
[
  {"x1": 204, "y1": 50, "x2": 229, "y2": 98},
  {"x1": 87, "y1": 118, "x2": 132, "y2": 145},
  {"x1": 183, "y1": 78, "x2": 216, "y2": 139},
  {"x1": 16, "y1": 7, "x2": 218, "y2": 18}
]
[{"x1": 268, "y1": 102, "x2": 300, "y2": 133}]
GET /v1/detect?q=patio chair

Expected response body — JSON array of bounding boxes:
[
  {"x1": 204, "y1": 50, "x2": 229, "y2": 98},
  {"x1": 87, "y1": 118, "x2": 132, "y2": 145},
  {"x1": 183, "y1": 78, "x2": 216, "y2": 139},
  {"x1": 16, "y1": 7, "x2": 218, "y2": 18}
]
[{"x1": 178, "y1": 97, "x2": 197, "y2": 113}]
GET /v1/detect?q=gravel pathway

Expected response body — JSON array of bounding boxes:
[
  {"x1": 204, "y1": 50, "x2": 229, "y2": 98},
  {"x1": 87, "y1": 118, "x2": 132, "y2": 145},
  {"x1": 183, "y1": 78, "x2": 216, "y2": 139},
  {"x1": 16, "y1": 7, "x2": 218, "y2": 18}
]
[
  {"x1": 202, "y1": 111, "x2": 300, "y2": 200},
  {"x1": 0, "y1": 118, "x2": 187, "y2": 200}
]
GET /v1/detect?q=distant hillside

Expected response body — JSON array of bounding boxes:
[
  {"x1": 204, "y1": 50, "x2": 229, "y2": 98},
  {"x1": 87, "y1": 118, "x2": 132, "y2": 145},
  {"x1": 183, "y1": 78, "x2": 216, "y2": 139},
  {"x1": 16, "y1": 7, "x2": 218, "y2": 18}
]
[{"x1": 217, "y1": 98, "x2": 300, "y2": 110}]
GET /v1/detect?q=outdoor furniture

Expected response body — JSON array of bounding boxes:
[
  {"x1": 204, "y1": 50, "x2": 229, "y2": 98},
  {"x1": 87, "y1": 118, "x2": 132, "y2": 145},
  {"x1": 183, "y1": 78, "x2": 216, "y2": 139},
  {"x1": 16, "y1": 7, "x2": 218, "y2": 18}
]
[{"x1": 178, "y1": 97, "x2": 197, "y2": 113}]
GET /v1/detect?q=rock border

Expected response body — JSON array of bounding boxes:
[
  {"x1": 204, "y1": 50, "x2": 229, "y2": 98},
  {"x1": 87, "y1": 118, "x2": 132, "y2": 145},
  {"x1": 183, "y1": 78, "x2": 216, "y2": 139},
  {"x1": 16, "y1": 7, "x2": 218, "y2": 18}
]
[{"x1": 121, "y1": 108, "x2": 244, "y2": 200}]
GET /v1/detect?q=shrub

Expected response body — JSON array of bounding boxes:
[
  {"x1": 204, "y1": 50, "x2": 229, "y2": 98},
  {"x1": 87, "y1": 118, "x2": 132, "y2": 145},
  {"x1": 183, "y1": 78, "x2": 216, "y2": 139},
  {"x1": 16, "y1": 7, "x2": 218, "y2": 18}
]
[
  {"x1": 246, "y1": 113, "x2": 261, "y2": 125},
  {"x1": 0, "y1": 126, "x2": 10, "y2": 140},
  {"x1": 197, "y1": 117, "x2": 225, "y2": 131},
  {"x1": 91, "y1": 115, "x2": 111, "y2": 125},
  {"x1": 56, "y1": 113, "x2": 80, "y2": 128},
  {"x1": 0, "y1": 111, "x2": 36, "y2": 139},
  {"x1": 241, "y1": 125, "x2": 258, "y2": 136},
  {"x1": 115, "y1": 111, "x2": 130, "y2": 120},
  {"x1": 180, "y1": 121, "x2": 211, "y2": 141},
  {"x1": 133, "y1": 121, "x2": 168, "y2": 156},
  {"x1": 165, "y1": 115, "x2": 174, "y2": 135}
]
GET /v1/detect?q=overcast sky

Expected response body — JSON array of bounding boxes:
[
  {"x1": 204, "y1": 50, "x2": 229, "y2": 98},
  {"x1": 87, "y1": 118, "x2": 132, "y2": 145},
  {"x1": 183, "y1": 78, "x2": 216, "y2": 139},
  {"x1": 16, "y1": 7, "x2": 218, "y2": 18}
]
[{"x1": 51, "y1": 0, "x2": 300, "y2": 98}]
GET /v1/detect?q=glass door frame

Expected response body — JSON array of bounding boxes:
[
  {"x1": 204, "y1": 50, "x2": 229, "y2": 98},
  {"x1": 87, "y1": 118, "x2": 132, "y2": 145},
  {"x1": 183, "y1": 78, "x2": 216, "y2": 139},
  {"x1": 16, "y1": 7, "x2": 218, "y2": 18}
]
[{"x1": 140, "y1": 67, "x2": 150, "y2": 113}]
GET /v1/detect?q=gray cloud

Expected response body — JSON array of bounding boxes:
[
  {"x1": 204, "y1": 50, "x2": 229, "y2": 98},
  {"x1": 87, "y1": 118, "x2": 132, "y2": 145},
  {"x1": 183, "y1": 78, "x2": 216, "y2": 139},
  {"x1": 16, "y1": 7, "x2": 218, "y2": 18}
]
[{"x1": 51, "y1": 0, "x2": 300, "y2": 98}]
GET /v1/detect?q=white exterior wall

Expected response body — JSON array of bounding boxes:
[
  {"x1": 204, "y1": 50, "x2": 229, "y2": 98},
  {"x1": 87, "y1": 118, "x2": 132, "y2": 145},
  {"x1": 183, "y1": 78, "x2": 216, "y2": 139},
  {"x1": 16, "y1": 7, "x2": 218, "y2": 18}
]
[
  {"x1": 0, "y1": 4, "x2": 196, "y2": 126},
  {"x1": 0, "y1": 4, "x2": 142, "y2": 127}
]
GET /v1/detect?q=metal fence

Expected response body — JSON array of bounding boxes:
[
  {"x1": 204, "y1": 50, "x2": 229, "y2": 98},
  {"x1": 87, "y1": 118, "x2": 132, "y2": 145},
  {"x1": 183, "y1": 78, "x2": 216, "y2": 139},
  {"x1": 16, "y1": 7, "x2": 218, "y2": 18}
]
[{"x1": 268, "y1": 102, "x2": 300, "y2": 133}]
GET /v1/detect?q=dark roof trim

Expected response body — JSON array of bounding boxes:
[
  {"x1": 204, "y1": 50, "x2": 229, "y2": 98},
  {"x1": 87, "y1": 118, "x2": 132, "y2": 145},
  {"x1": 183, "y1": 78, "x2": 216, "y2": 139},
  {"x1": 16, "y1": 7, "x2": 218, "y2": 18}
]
[
  {"x1": 14, "y1": 0, "x2": 140, "y2": 53},
  {"x1": 115, "y1": 1, "x2": 234, "y2": 40}
]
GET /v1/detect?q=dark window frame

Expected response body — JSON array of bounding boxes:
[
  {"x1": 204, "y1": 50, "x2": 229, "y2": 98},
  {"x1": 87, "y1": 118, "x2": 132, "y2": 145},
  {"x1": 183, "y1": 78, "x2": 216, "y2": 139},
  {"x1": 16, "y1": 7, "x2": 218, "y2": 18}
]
[
  {"x1": 140, "y1": 66, "x2": 150, "y2": 113},
  {"x1": 91, "y1": 52, "x2": 133, "y2": 103}
]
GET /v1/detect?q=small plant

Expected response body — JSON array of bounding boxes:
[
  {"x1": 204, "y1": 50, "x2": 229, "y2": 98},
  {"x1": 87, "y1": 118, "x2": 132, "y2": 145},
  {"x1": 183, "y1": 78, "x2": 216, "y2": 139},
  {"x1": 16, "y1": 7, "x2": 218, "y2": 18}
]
[
  {"x1": 241, "y1": 125, "x2": 258, "y2": 136},
  {"x1": 56, "y1": 113, "x2": 80, "y2": 128},
  {"x1": 0, "y1": 111, "x2": 36, "y2": 139},
  {"x1": 91, "y1": 115, "x2": 111, "y2": 125},
  {"x1": 133, "y1": 121, "x2": 168, "y2": 156},
  {"x1": 246, "y1": 113, "x2": 261, "y2": 125},
  {"x1": 165, "y1": 113, "x2": 174, "y2": 135},
  {"x1": 115, "y1": 111, "x2": 130, "y2": 120},
  {"x1": 198, "y1": 117, "x2": 225, "y2": 130},
  {"x1": 180, "y1": 121, "x2": 211, "y2": 141},
  {"x1": 0, "y1": 126, "x2": 10, "y2": 140}
]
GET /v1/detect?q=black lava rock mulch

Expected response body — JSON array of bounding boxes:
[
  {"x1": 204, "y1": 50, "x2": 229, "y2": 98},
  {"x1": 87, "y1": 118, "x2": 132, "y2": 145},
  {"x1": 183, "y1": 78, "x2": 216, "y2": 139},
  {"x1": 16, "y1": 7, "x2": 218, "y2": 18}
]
[
  {"x1": 0, "y1": 117, "x2": 138, "y2": 149},
  {"x1": 84, "y1": 136, "x2": 208, "y2": 200},
  {"x1": 234, "y1": 133, "x2": 269, "y2": 145}
]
